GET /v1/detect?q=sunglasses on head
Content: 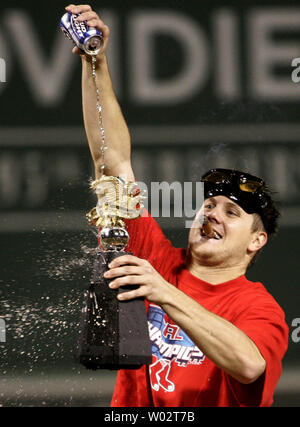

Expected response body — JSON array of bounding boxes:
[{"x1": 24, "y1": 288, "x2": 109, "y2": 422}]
[{"x1": 201, "y1": 169, "x2": 265, "y2": 193}]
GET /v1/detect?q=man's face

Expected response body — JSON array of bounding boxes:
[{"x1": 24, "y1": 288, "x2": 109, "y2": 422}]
[{"x1": 188, "y1": 195, "x2": 261, "y2": 268}]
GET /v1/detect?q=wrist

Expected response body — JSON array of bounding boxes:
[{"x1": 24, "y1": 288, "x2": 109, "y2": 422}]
[
  {"x1": 81, "y1": 52, "x2": 107, "y2": 67},
  {"x1": 159, "y1": 280, "x2": 182, "y2": 310}
]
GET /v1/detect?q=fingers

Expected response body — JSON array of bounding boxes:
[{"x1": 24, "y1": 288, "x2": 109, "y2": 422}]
[
  {"x1": 65, "y1": 4, "x2": 92, "y2": 14},
  {"x1": 65, "y1": 5, "x2": 101, "y2": 27},
  {"x1": 104, "y1": 265, "x2": 140, "y2": 279},
  {"x1": 76, "y1": 11, "x2": 98, "y2": 23},
  {"x1": 77, "y1": 13, "x2": 109, "y2": 37},
  {"x1": 117, "y1": 287, "x2": 144, "y2": 301},
  {"x1": 108, "y1": 274, "x2": 144, "y2": 301},
  {"x1": 104, "y1": 255, "x2": 154, "y2": 301},
  {"x1": 108, "y1": 274, "x2": 141, "y2": 290},
  {"x1": 108, "y1": 255, "x2": 147, "y2": 269},
  {"x1": 65, "y1": 4, "x2": 110, "y2": 40},
  {"x1": 105, "y1": 264, "x2": 143, "y2": 290}
]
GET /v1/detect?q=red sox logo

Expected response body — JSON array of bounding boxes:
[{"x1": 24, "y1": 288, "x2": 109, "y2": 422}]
[{"x1": 150, "y1": 358, "x2": 175, "y2": 392}]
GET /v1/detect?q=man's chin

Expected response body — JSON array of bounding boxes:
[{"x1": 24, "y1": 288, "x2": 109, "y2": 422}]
[{"x1": 188, "y1": 242, "x2": 220, "y2": 262}]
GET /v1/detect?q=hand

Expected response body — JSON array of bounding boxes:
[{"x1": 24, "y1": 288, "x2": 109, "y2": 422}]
[
  {"x1": 65, "y1": 4, "x2": 110, "y2": 57},
  {"x1": 103, "y1": 255, "x2": 172, "y2": 305}
]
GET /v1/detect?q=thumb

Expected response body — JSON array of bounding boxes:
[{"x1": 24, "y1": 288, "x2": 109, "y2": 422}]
[{"x1": 72, "y1": 46, "x2": 83, "y2": 55}]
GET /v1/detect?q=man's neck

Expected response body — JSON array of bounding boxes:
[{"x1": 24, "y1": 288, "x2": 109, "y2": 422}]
[{"x1": 186, "y1": 255, "x2": 246, "y2": 285}]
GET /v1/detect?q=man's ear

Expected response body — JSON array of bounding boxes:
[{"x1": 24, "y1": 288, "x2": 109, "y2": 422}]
[{"x1": 248, "y1": 231, "x2": 268, "y2": 254}]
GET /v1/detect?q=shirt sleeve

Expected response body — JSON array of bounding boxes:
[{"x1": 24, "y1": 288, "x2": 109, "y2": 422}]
[
  {"x1": 124, "y1": 209, "x2": 185, "y2": 276},
  {"x1": 227, "y1": 294, "x2": 289, "y2": 407}
]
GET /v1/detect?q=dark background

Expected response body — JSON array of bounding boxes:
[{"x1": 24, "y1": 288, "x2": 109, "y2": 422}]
[{"x1": 0, "y1": 0, "x2": 299, "y2": 406}]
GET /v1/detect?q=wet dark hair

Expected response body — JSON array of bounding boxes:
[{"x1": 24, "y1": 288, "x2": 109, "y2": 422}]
[{"x1": 255, "y1": 187, "x2": 280, "y2": 237}]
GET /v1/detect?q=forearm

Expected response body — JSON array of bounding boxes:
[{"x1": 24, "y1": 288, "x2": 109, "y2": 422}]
[
  {"x1": 106, "y1": 253, "x2": 266, "y2": 385},
  {"x1": 81, "y1": 54, "x2": 134, "y2": 181},
  {"x1": 160, "y1": 285, "x2": 266, "y2": 384}
]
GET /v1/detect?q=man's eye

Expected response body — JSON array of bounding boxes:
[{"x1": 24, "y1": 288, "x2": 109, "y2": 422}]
[{"x1": 227, "y1": 210, "x2": 238, "y2": 216}]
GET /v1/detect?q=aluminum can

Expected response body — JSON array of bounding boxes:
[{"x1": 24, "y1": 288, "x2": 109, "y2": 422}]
[{"x1": 60, "y1": 12, "x2": 103, "y2": 55}]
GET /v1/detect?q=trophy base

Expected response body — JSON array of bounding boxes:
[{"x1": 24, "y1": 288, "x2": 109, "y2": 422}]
[{"x1": 77, "y1": 250, "x2": 152, "y2": 370}]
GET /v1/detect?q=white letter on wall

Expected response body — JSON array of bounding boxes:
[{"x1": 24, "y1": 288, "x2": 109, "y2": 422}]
[
  {"x1": 249, "y1": 9, "x2": 300, "y2": 100},
  {"x1": 129, "y1": 11, "x2": 209, "y2": 104}
]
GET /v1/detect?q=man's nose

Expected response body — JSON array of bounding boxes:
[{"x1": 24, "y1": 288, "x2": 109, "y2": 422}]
[{"x1": 206, "y1": 207, "x2": 221, "y2": 224}]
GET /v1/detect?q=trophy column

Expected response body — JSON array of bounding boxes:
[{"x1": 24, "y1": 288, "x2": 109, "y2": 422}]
[{"x1": 78, "y1": 250, "x2": 152, "y2": 369}]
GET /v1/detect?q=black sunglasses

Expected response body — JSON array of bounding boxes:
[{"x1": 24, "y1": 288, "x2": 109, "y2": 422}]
[
  {"x1": 201, "y1": 169, "x2": 265, "y2": 193},
  {"x1": 201, "y1": 168, "x2": 269, "y2": 212}
]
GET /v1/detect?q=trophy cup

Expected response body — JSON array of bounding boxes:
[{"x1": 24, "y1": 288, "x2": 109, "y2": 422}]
[{"x1": 60, "y1": 12, "x2": 152, "y2": 369}]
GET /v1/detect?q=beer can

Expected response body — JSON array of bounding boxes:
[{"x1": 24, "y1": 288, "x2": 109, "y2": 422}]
[{"x1": 60, "y1": 12, "x2": 103, "y2": 55}]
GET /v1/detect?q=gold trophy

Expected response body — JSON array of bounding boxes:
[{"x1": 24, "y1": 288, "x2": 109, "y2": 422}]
[
  {"x1": 86, "y1": 175, "x2": 143, "y2": 251},
  {"x1": 60, "y1": 14, "x2": 152, "y2": 369},
  {"x1": 80, "y1": 175, "x2": 152, "y2": 369}
]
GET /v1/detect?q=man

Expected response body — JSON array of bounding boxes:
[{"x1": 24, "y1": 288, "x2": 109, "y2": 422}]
[{"x1": 66, "y1": 4, "x2": 289, "y2": 407}]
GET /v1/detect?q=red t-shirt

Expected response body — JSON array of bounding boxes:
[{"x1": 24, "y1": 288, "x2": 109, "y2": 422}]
[{"x1": 111, "y1": 211, "x2": 289, "y2": 407}]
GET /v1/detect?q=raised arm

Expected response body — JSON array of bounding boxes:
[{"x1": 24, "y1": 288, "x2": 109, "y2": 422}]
[{"x1": 66, "y1": 4, "x2": 135, "y2": 182}]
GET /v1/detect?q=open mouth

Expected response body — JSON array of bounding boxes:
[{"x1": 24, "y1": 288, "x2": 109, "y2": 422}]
[{"x1": 200, "y1": 228, "x2": 222, "y2": 240}]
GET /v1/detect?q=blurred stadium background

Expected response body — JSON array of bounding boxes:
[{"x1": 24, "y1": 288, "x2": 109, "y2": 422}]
[{"x1": 0, "y1": 0, "x2": 299, "y2": 406}]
